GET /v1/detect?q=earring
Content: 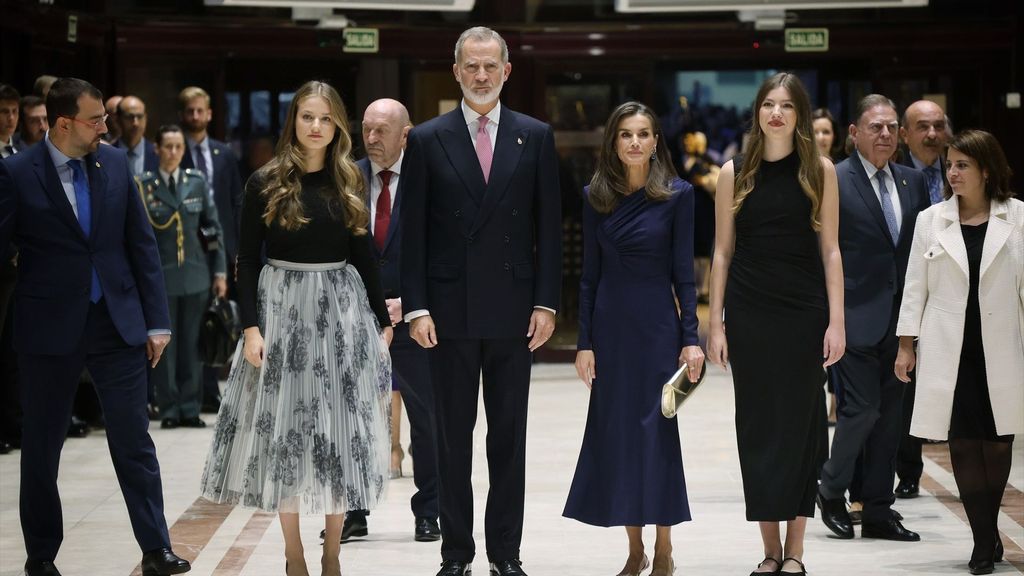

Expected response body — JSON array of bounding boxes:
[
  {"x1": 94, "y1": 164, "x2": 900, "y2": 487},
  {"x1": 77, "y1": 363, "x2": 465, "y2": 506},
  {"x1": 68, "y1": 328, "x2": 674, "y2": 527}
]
[{"x1": 650, "y1": 147, "x2": 657, "y2": 161}]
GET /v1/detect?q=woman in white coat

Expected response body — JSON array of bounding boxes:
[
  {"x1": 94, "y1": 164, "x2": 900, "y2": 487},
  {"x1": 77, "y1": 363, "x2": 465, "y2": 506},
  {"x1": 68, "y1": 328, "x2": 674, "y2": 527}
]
[{"x1": 895, "y1": 129, "x2": 1023, "y2": 576}]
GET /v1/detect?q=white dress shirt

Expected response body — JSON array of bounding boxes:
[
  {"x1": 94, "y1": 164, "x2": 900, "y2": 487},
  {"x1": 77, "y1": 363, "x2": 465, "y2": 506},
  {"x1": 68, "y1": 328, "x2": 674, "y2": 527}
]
[
  {"x1": 858, "y1": 152, "x2": 903, "y2": 226},
  {"x1": 462, "y1": 99, "x2": 500, "y2": 149}
]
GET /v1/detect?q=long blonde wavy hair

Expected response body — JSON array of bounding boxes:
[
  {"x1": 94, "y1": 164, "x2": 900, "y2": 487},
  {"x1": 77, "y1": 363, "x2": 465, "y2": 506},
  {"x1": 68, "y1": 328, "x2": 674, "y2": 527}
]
[
  {"x1": 734, "y1": 72, "x2": 824, "y2": 230},
  {"x1": 260, "y1": 80, "x2": 368, "y2": 234}
]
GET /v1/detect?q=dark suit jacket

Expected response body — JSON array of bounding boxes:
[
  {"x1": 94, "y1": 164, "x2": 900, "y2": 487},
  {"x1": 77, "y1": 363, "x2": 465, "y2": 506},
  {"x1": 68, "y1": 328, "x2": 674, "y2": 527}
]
[
  {"x1": 115, "y1": 137, "x2": 159, "y2": 175},
  {"x1": 837, "y1": 151, "x2": 930, "y2": 348},
  {"x1": 358, "y1": 157, "x2": 403, "y2": 298},
  {"x1": 0, "y1": 141, "x2": 171, "y2": 355},
  {"x1": 181, "y1": 137, "x2": 244, "y2": 260},
  {"x1": 401, "y1": 105, "x2": 562, "y2": 339}
]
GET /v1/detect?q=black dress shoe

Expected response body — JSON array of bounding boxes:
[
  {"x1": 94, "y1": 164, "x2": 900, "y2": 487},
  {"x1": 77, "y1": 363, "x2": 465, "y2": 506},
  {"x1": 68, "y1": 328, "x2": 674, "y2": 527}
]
[
  {"x1": 415, "y1": 516, "x2": 441, "y2": 541},
  {"x1": 436, "y1": 560, "x2": 471, "y2": 576},
  {"x1": 995, "y1": 535, "x2": 1003, "y2": 562},
  {"x1": 66, "y1": 416, "x2": 89, "y2": 438},
  {"x1": 490, "y1": 558, "x2": 527, "y2": 576},
  {"x1": 140, "y1": 547, "x2": 191, "y2": 575},
  {"x1": 862, "y1": 518, "x2": 920, "y2": 541},
  {"x1": 161, "y1": 418, "x2": 180, "y2": 429},
  {"x1": 320, "y1": 509, "x2": 370, "y2": 543},
  {"x1": 201, "y1": 397, "x2": 222, "y2": 414},
  {"x1": 25, "y1": 559, "x2": 62, "y2": 576},
  {"x1": 179, "y1": 416, "x2": 207, "y2": 428},
  {"x1": 816, "y1": 486, "x2": 854, "y2": 539},
  {"x1": 895, "y1": 479, "x2": 920, "y2": 499},
  {"x1": 968, "y1": 559, "x2": 994, "y2": 575}
]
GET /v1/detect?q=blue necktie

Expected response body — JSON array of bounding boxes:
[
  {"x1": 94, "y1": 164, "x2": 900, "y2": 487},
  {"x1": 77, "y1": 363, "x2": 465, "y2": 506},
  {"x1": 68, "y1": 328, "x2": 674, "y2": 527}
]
[
  {"x1": 924, "y1": 165, "x2": 943, "y2": 205},
  {"x1": 194, "y1": 144, "x2": 209, "y2": 180},
  {"x1": 68, "y1": 160, "x2": 103, "y2": 302},
  {"x1": 876, "y1": 170, "x2": 900, "y2": 244}
]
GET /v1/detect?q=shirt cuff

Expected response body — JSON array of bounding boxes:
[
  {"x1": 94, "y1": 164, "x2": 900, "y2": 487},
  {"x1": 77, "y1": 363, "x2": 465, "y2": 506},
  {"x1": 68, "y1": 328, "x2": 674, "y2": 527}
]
[
  {"x1": 404, "y1": 309, "x2": 430, "y2": 323},
  {"x1": 147, "y1": 329, "x2": 172, "y2": 337},
  {"x1": 534, "y1": 306, "x2": 557, "y2": 314},
  {"x1": 214, "y1": 273, "x2": 227, "y2": 279}
]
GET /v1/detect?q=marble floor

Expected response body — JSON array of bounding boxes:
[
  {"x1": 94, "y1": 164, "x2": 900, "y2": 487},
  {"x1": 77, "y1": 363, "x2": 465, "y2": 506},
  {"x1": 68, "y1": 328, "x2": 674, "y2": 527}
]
[{"x1": 0, "y1": 363, "x2": 1021, "y2": 576}]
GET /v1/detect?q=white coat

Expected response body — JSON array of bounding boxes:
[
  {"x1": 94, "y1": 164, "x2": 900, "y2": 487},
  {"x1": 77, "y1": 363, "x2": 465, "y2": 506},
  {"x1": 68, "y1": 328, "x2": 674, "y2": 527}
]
[{"x1": 896, "y1": 196, "x2": 1024, "y2": 440}]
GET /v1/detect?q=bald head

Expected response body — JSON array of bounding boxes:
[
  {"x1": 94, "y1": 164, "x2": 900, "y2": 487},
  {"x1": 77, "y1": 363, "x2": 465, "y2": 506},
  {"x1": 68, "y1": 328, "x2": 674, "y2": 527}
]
[
  {"x1": 362, "y1": 98, "x2": 411, "y2": 169},
  {"x1": 117, "y1": 95, "x2": 148, "y2": 147},
  {"x1": 105, "y1": 95, "x2": 123, "y2": 140},
  {"x1": 900, "y1": 99, "x2": 947, "y2": 167}
]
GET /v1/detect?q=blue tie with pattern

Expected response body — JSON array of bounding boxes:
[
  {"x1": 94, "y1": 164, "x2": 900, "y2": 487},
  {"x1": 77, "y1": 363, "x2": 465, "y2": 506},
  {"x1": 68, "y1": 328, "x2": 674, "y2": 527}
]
[
  {"x1": 67, "y1": 160, "x2": 103, "y2": 302},
  {"x1": 194, "y1": 144, "x2": 209, "y2": 180},
  {"x1": 876, "y1": 170, "x2": 900, "y2": 244},
  {"x1": 924, "y1": 165, "x2": 943, "y2": 205}
]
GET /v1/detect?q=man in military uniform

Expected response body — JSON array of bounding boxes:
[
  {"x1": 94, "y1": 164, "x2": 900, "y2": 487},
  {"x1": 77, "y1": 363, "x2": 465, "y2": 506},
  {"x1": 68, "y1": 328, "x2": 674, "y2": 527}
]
[{"x1": 140, "y1": 124, "x2": 227, "y2": 429}]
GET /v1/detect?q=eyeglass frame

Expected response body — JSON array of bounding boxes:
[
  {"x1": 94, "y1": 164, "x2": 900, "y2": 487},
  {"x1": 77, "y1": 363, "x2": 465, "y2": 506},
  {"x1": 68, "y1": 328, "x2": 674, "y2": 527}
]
[{"x1": 61, "y1": 114, "x2": 109, "y2": 130}]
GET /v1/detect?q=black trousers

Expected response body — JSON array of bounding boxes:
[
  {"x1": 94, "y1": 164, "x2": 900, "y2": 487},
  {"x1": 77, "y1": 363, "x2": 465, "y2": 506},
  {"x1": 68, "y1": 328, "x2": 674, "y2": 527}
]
[
  {"x1": 19, "y1": 299, "x2": 170, "y2": 561},
  {"x1": 390, "y1": 323, "x2": 439, "y2": 519},
  {"x1": 430, "y1": 337, "x2": 531, "y2": 563},
  {"x1": 897, "y1": 379, "x2": 924, "y2": 482},
  {"x1": 820, "y1": 313, "x2": 905, "y2": 524}
]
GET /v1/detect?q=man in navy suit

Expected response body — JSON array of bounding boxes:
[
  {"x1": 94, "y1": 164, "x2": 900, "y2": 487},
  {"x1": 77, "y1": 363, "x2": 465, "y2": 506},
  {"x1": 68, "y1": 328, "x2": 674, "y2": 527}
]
[
  {"x1": 177, "y1": 86, "x2": 245, "y2": 413},
  {"x1": 115, "y1": 95, "x2": 158, "y2": 177},
  {"x1": 401, "y1": 26, "x2": 562, "y2": 576},
  {"x1": 817, "y1": 94, "x2": 930, "y2": 543},
  {"x1": 0, "y1": 78, "x2": 190, "y2": 576}
]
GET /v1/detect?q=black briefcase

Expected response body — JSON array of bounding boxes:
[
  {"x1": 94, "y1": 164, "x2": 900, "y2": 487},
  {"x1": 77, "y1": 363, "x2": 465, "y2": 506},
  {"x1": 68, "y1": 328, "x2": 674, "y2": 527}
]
[{"x1": 198, "y1": 297, "x2": 241, "y2": 367}]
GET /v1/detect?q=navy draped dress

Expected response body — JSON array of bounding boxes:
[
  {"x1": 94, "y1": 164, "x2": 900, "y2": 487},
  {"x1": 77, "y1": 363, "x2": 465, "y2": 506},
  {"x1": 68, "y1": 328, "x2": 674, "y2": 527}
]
[{"x1": 563, "y1": 179, "x2": 699, "y2": 527}]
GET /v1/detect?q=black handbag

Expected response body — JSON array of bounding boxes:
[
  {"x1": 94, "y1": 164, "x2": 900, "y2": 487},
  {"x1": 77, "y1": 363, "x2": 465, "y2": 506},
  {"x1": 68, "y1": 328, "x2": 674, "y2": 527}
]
[
  {"x1": 198, "y1": 225, "x2": 220, "y2": 253},
  {"x1": 198, "y1": 297, "x2": 241, "y2": 367}
]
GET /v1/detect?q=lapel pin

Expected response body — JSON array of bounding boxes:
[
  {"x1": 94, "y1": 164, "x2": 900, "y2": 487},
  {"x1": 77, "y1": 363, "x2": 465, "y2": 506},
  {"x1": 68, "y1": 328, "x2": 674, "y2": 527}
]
[
  {"x1": 95, "y1": 161, "x2": 101, "y2": 168},
  {"x1": 901, "y1": 179, "x2": 907, "y2": 186},
  {"x1": 213, "y1": 149, "x2": 220, "y2": 155},
  {"x1": 517, "y1": 137, "x2": 523, "y2": 145}
]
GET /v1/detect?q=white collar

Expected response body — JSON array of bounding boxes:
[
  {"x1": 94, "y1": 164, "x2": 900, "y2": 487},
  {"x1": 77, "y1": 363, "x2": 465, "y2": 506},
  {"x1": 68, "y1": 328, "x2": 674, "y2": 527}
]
[
  {"x1": 461, "y1": 100, "x2": 501, "y2": 129},
  {"x1": 370, "y1": 149, "x2": 404, "y2": 177}
]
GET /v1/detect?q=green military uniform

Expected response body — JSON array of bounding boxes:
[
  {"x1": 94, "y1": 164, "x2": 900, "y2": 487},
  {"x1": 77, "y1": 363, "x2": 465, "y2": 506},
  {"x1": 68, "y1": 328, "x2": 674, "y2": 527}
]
[{"x1": 140, "y1": 168, "x2": 226, "y2": 422}]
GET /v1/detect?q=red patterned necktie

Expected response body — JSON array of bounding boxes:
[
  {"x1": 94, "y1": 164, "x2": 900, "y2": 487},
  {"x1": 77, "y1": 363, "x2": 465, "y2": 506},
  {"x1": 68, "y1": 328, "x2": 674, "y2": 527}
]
[{"x1": 374, "y1": 170, "x2": 392, "y2": 251}]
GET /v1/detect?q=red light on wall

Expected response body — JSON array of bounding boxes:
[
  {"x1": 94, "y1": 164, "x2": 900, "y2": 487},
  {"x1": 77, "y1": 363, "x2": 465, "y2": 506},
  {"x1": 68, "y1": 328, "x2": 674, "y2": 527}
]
[{"x1": 752, "y1": 41, "x2": 761, "y2": 49}]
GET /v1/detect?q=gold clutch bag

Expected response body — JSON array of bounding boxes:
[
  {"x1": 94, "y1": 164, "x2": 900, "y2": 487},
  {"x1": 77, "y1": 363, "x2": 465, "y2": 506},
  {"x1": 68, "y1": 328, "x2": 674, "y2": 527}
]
[{"x1": 661, "y1": 362, "x2": 708, "y2": 418}]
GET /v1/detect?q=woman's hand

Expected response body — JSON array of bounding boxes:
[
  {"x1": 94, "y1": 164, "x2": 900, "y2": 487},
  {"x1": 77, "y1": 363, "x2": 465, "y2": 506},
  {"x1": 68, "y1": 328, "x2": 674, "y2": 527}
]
[
  {"x1": 707, "y1": 324, "x2": 729, "y2": 370},
  {"x1": 822, "y1": 323, "x2": 846, "y2": 368},
  {"x1": 575, "y1": 350, "x2": 596, "y2": 389},
  {"x1": 894, "y1": 336, "x2": 916, "y2": 383},
  {"x1": 381, "y1": 326, "x2": 394, "y2": 348},
  {"x1": 243, "y1": 327, "x2": 264, "y2": 368},
  {"x1": 679, "y1": 345, "x2": 705, "y2": 383}
]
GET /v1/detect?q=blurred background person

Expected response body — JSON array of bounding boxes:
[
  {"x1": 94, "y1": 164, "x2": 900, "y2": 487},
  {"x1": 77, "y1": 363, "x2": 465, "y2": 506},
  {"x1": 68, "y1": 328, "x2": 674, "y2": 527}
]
[
  {"x1": 104, "y1": 95, "x2": 123, "y2": 144},
  {"x1": 812, "y1": 107, "x2": 843, "y2": 162},
  {"x1": 678, "y1": 130, "x2": 719, "y2": 302},
  {"x1": 115, "y1": 95, "x2": 157, "y2": 177},
  {"x1": 14, "y1": 95, "x2": 47, "y2": 150},
  {"x1": 0, "y1": 84, "x2": 19, "y2": 159}
]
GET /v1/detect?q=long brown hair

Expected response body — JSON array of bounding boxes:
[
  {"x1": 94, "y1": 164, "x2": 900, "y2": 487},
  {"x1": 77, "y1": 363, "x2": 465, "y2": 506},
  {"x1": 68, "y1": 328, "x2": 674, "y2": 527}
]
[
  {"x1": 259, "y1": 80, "x2": 368, "y2": 234},
  {"x1": 944, "y1": 129, "x2": 1015, "y2": 202},
  {"x1": 734, "y1": 73, "x2": 825, "y2": 230},
  {"x1": 588, "y1": 101, "x2": 678, "y2": 214}
]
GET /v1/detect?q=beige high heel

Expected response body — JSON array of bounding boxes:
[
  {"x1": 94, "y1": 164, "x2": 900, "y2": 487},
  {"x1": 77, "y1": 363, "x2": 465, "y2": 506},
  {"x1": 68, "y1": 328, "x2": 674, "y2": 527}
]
[{"x1": 615, "y1": 554, "x2": 649, "y2": 576}]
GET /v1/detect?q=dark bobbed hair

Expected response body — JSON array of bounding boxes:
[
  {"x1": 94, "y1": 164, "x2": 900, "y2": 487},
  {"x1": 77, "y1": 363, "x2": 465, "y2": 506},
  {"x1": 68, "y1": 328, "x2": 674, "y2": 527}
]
[
  {"x1": 588, "y1": 101, "x2": 678, "y2": 214},
  {"x1": 155, "y1": 124, "x2": 184, "y2": 145},
  {"x1": 45, "y1": 78, "x2": 103, "y2": 128},
  {"x1": 944, "y1": 129, "x2": 1014, "y2": 202}
]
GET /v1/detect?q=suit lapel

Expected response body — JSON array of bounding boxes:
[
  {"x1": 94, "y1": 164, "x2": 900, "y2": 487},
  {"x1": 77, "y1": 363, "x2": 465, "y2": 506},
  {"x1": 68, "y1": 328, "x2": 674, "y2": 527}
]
[
  {"x1": 383, "y1": 170, "x2": 402, "y2": 254},
  {"x1": 32, "y1": 146, "x2": 87, "y2": 243},
  {"x1": 357, "y1": 160, "x2": 382, "y2": 259},
  {"x1": 470, "y1": 110, "x2": 528, "y2": 238},
  {"x1": 849, "y1": 153, "x2": 894, "y2": 247},
  {"x1": 85, "y1": 153, "x2": 106, "y2": 245},
  {"x1": 437, "y1": 110, "x2": 485, "y2": 205},
  {"x1": 979, "y1": 201, "x2": 1012, "y2": 280},
  {"x1": 936, "y1": 198, "x2": 969, "y2": 278}
]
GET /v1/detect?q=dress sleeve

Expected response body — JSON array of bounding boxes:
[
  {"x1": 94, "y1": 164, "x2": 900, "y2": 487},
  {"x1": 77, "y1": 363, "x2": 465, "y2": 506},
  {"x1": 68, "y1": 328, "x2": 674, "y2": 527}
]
[
  {"x1": 349, "y1": 230, "x2": 390, "y2": 329},
  {"x1": 671, "y1": 179, "x2": 700, "y2": 347},
  {"x1": 577, "y1": 190, "x2": 601, "y2": 350},
  {"x1": 237, "y1": 172, "x2": 268, "y2": 329}
]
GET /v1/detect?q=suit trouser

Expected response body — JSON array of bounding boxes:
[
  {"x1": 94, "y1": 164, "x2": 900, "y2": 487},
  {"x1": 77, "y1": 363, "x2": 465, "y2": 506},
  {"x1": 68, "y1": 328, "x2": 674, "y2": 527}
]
[
  {"x1": 430, "y1": 337, "x2": 531, "y2": 563},
  {"x1": 152, "y1": 292, "x2": 205, "y2": 420},
  {"x1": 820, "y1": 316, "x2": 906, "y2": 524},
  {"x1": 391, "y1": 324, "x2": 439, "y2": 519},
  {"x1": 896, "y1": 378, "x2": 924, "y2": 482},
  {"x1": 19, "y1": 298, "x2": 170, "y2": 560}
]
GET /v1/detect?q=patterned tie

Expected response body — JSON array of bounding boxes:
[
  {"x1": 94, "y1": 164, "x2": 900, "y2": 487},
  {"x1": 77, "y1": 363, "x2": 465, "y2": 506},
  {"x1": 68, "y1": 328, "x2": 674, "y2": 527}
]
[
  {"x1": 374, "y1": 170, "x2": 392, "y2": 251},
  {"x1": 67, "y1": 160, "x2": 103, "y2": 302},
  {"x1": 475, "y1": 115, "x2": 493, "y2": 183},
  {"x1": 876, "y1": 170, "x2": 900, "y2": 244},
  {"x1": 194, "y1": 144, "x2": 210, "y2": 180},
  {"x1": 924, "y1": 165, "x2": 943, "y2": 205}
]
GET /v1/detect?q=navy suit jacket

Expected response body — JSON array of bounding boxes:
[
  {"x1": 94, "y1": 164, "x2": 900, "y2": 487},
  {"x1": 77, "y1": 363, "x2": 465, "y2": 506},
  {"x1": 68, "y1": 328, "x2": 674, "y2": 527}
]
[
  {"x1": 115, "y1": 137, "x2": 159, "y2": 175},
  {"x1": 0, "y1": 141, "x2": 171, "y2": 355},
  {"x1": 181, "y1": 137, "x2": 244, "y2": 259},
  {"x1": 837, "y1": 151, "x2": 930, "y2": 348},
  {"x1": 400, "y1": 106, "x2": 562, "y2": 339},
  {"x1": 358, "y1": 157, "x2": 404, "y2": 298}
]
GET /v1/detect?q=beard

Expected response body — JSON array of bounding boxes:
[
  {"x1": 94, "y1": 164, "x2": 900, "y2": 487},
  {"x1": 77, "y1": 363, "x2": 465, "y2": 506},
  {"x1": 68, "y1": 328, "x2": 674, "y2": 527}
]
[{"x1": 460, "y1": 78, "x2": 504, "y2": 106}]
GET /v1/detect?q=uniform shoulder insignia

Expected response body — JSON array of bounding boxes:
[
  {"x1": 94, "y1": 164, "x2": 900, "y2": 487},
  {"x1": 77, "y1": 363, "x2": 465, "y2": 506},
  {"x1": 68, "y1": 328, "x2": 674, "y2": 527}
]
[
  {"x1": 184, "y1": 168, "x2": 207, "y2": 180},
  {"x1": 140, "y1": 171, "x2": 158, "y2": 182}
]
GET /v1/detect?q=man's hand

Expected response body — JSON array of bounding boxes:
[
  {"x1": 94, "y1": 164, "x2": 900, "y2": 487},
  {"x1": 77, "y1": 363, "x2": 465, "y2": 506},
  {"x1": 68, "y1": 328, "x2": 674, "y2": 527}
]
[
  {"x1": 410, "y1": 315, "x2": 438, "y2": 349},
  {"x1": 385, "y1": 298, "x2": 402, "y2": 327},
  {"x1": 527, "y1": 309, "x2": 556, "y2": 352},
  {"x1": 213, "y1": 276, "x2": 228, "y2": 298},
  {"x1": 146, "y1": 333, "x2": 171, "y2": 368}
]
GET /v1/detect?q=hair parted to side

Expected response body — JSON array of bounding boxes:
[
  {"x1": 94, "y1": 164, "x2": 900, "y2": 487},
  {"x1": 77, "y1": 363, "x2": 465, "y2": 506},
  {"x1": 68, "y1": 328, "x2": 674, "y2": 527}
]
[
  {"x1": 258, "y1": 80, "x2": 368, "y2": 234},
  {"x1": 944, "y1": 129, "x2": 1015, "y2": 202},
  {"x1": 812, "y1": 107, "x2": 841, "y2": 159},
  {"x1": 177, "y1": 86, "x2": 210, "y2": 109},
  {"x1": 734, "y1": 72, "x2": 824, "y2": 231},
  {"x1": 588, "y1": 101, "x2": 678, "y2": 214},
  {"x1": 454, "y1": 26, "x2": 509, "y2": 64},
  {"x1": 851, "y1": 93, "x2": 897, "y2": 126},
  {"x1": 45, "y1": 78, "x2": 103, "y2": 127}
]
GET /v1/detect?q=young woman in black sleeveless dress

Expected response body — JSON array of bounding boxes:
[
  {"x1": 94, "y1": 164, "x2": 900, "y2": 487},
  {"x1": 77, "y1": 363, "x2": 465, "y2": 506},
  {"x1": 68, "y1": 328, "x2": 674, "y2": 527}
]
[{"x1": 707, "y1": 73, "x2": 845, "y2": 576}]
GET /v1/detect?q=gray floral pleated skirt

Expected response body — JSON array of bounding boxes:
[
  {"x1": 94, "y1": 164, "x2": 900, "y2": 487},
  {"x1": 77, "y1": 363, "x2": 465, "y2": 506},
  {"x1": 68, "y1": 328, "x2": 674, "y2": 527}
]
[{"x1": 200, "y1": 259, "x2": 391, "y2": 514}]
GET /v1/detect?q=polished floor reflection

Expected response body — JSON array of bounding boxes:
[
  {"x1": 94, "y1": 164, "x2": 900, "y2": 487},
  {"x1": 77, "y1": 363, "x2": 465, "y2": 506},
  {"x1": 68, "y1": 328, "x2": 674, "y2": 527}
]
[{"x1": 1, "y1": 364, "x2": 1021, "y2": 575}]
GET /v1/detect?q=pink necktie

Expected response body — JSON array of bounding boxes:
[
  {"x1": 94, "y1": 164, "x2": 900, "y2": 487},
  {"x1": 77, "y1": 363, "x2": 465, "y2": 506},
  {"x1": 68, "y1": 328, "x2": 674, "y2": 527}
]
[{"x1": 475, "y1": 116, "x2": 493, "y2": 183}]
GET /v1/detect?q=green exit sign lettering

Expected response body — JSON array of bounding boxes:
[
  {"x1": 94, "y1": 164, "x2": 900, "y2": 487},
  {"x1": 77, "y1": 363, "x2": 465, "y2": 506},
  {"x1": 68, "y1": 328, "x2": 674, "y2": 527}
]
[
  {"x1": 344, "y1": 28, "x2": 379, "y2": 53},
  {"x1": 785, "y1": 28, "x2": 828, "y2": 52}
]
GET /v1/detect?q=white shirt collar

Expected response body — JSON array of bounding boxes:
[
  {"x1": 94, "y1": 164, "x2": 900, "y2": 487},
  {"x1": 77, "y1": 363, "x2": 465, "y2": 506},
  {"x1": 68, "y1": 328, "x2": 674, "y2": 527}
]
[
  {"x1": 461, "y1": 100, "x2": 501, "y2": 129},
  {"x1": 44, "y1": 131, "x2": 77, "y2": 167},
  {"x1": 158, "y1": 167, "x2": 181, "y2": 184},
  {"x1": 908, "y1": 152, "x2": 942, "y2": 173},
  {"x1": 857, "y1": 151, "x2": 893, "y2": 182},
  {"x1": 370, "y1": 149, "x2": 404, "y2": 177},
  {"x1": 186, "y1": 135, "x2": 209, "y2": 151}
]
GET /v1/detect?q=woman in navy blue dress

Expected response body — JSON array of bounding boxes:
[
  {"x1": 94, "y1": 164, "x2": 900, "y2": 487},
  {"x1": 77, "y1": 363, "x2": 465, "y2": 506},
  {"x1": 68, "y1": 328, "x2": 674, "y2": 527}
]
[{"x1": 564, "y1": 101, "x2": 704, "y2": 576}]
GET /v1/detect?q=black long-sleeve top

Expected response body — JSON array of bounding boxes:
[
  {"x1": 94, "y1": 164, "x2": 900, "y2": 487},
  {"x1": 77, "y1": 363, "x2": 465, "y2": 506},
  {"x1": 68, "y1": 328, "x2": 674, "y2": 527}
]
[{"x1": 237, "y1": 168, "x2": 389, "y2": 329}]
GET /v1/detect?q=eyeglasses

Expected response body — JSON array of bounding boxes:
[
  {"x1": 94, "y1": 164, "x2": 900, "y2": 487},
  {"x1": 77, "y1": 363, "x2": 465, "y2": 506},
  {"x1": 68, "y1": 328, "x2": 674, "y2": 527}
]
[
  {"x1": 120, "y1": 113, "x2": 146, "y2": 122},
  {"x1": 62, "y1": 114, "x2": 108, "y2": 130}
]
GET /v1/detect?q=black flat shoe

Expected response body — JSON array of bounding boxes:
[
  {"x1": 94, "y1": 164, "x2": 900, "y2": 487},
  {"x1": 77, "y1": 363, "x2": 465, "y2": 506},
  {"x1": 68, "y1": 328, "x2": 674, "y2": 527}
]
[
  {"x1": 780, "y1": 557, "x2": 806, "y2": 575},
  {"x1": 66, "y1": 416, "x2": 89, "y2": 438},
  {"x1": 995, "y1": 534, "x2": 1004, "y2": 562},
  {"x1": 969, "y1": 559, "x2": 994, "y2": 575},
  {"x1": 179, "y1": 416, "x2": 207, "y2": 428},
  {"x1": 25, "y1": 559, "x2": 62, "y2": 576},
  {"x1": 895, "y1": 479, "x2": 920, "y2": 499},
  {"x1": 749, "y1": 557, "x2": 780, "y2": 576},
  {"x1": 436, "y1": 560, "x2": 471, "y2": 576},
  {"x1": 415, "y1": 516, "x2": 441, "y2": 542},
  {"x1": 161, "y1": 418, "x2": 180, "y2": 429},
  {"x1": 140, "y1": 547, "x2": 190, "y2": 575},
  {"x1": 816, "y1": 485, "x2": 854, "y2": 539}
]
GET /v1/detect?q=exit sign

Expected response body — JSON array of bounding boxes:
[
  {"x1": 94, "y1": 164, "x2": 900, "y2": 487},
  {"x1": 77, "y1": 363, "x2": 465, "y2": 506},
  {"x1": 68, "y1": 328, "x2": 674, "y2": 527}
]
[
  {"x1": 344, "y1": 28, "x2": 379, "y2": 53},
  {"x1": 785, "y1": 28, "x2": 829, "y2": 52}
]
